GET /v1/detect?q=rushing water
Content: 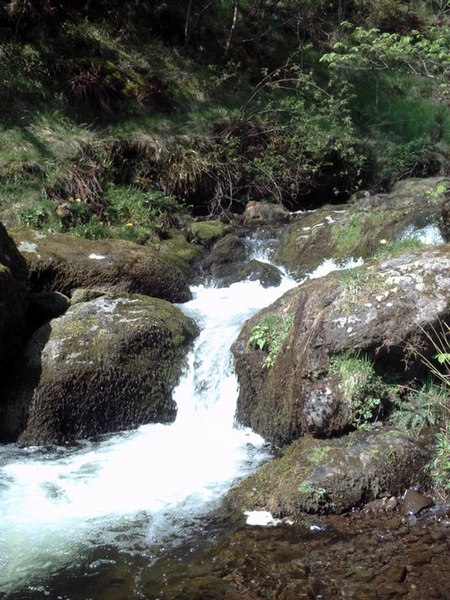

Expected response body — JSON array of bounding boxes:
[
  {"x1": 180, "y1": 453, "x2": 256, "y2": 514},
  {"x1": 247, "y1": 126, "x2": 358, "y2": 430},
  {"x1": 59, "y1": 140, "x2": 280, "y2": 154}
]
[
  {"x1": 1, "y1": 218, "x2": 442, "y2": 598},
  {"x1": 0, "y1": 238, "x2": 302, "y2": 598}
]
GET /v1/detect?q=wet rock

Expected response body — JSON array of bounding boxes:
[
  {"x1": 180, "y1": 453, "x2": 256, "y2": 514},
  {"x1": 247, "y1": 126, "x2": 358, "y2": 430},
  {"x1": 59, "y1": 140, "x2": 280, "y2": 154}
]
[
  {"x1": 402, "y1": 489, "x2": 434, "y2": 516},
  {"x1": 10, "y1": 229, "x2": 191, "y2": 302},
  {"x1": 232, "y1": 245, "x2": 450, "y2": 445},
  {"x1": 187, "y1": 220, "x2": 228, "y2": 247},
  {"x1": 212, "y1": 259, "x2": 282, "y2": 288},
  {"x1": 227, "y1": 429, "x2": 428, "y2": 516},
  {"x1": 275, "y1": 176, "x2": 449, "y2": 277},
  {"x1": 203, "y1": 234, "x2": 248, "y2": 273},
  {"x1": 1, "y1": 293, "x2": 198, "y2": 444}
]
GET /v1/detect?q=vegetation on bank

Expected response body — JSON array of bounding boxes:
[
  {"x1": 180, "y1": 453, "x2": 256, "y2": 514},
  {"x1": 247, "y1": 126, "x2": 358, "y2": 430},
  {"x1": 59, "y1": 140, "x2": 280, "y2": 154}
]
[{"x1": 0, "y1": 0, "x2": 449, "y2": 240}]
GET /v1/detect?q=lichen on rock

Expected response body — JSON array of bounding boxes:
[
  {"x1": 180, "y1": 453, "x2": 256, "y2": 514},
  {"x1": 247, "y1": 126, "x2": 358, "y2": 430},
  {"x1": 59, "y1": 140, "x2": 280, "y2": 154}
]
[{"x1": 2, "y1": 293, "x2": 198, "y2": 444}]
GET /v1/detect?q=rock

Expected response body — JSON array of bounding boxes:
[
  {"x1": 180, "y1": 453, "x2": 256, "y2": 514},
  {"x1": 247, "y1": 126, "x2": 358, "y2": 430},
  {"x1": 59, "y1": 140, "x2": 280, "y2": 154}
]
[
  {"x1": 1, "y1": 293, "x2": 198, "y2": 444},
  {"x1": 10, "y1": 229, "x2": 191, "y2": 302},
  {"x1": 202, "y1": 233, "x2": 248, "y2": 272},
  {"x1": 26, "y1": 291, "x2": 70, "y2": 331},
  {"x1": 275, "y1": 176, "x2": 449, "y2": 277},
  {"x1": 232, "y1": 245, "x2": 450, "y2": 445},
  {"x1": 187, "y1": 220, "x2": 228, "y2": 248},
  {"x1": 0, "y1": 223, "x2": 28, "y2": 371},
  {"x1": 401, "y1": 489, "x2": 434, "y2": 516},
  {"x1": 155, "y1": 230, "x2": 204, "y2": 277},
  {"x1": 241, "y1": 201, "x2": 290, "y2": 225},
  {"x1": 212, "y1": 259, "x2": 282, "y2": 288},
  {"x1": 226, "y1": 429, "x2": 428, "y2": 516}
]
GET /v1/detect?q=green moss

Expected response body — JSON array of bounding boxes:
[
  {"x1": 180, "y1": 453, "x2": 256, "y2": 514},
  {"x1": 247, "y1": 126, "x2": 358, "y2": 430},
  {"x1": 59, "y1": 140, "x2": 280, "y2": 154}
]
[{"x1": 187, "y1": 221, "x2": 226, "y2": 247}]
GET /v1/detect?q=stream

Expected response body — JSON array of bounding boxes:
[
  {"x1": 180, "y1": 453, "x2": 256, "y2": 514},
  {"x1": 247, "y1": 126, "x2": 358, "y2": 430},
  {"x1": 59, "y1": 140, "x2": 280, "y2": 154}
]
[
  {"x1": 0, "y1": 236, "x2": 304, "y2": 598},
  {"x1": 1, "y1": 225, "x2": 449, "y2": 598}
]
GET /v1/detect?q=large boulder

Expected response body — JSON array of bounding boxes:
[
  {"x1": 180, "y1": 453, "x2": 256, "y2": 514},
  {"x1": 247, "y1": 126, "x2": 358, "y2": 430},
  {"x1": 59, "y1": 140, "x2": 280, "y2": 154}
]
[
  {"x1": 0, "y1": 223, "x2": 28, "y2": 371},
  {"x1": 10, "y1": 229, "x2": 191, "y2": 302},
  {"x1": 232, "y1": 245, "x2": 450, "y2": 446},
  {"x1": 1, "y1": 293, "x2": 198, "y2": 444},
  {"x1": 227, "y1": 428, "x2": 428, "y2": 516},
  {"x1": 275, "y1": 176, "x2": 449, "y2": 277}
]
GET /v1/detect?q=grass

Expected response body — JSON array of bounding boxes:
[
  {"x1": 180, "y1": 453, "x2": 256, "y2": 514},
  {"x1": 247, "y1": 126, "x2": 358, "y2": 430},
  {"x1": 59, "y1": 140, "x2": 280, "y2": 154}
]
[{"x1": 329, "y1": 354, "x2": 383, "y2": 429}]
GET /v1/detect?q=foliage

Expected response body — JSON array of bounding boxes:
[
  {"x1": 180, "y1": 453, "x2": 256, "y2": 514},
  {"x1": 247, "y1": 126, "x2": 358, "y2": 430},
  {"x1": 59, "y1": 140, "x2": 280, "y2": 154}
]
[
  {"x1": 321, "y1": 25, "x2": 450, "y2": 95},
  {"x1": 429, "y1": 425, "x2": 450, "y2": 492},
  {"x1": 329, "y1": 354, "x2": 383, "y2": 429},
  {"x1": 297, "y1": 480, "x2": 327, "y2": 504},
  {"x1": 248, "y1": 312, "x2": 294, "y2": 368},
  {"x1": 391, "y1": 380, "x2": 449, "y2": 439},
  {"x1": 375, "y1": 237, "x2": 425, "y2": 258},
  {"x1": 233, "y1": 62, "x2": 365, "y2": 206}
]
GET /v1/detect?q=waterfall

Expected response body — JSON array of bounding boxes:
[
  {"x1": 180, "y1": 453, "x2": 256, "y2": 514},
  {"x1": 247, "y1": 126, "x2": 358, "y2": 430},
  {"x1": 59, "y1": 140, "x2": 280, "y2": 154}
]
[
  {"x1": 0, "y1": 232, "x2": 365, "y2": 597},
  {"x1": 0, "y1": 241, "x2": 298, "y2": 597}
]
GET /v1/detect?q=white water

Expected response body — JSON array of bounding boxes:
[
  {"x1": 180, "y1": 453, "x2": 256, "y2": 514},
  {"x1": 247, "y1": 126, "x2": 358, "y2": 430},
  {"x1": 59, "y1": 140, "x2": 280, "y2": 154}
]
[
  {"x1": 0, "y1": 247, "x2": 299, "y2": 596},
  {"x1": 0, "y1": 238, "x2": 366, "y2": 596}
]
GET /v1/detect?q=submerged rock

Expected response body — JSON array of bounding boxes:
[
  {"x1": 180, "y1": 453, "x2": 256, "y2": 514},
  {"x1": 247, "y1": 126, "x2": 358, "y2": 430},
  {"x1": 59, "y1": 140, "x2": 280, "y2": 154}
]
[
  {"x1": 2, "y1": 293, "x2": 198, "y2": 444},
  {"x1": 232, "y1": 245, "x2": 450, "y2": 445},
  {"x1": 227, "y1": 428, "x2": 428, "y2": 515},
  {"x1": 10, "y1": 229, "x2": 191, "y2": 302}
]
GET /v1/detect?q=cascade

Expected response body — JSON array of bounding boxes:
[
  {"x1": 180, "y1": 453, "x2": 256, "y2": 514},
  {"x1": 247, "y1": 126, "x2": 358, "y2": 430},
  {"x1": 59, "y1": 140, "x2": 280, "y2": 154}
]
[{"x1": 0, "y1": 234, "x2": 363, "y2": 598}]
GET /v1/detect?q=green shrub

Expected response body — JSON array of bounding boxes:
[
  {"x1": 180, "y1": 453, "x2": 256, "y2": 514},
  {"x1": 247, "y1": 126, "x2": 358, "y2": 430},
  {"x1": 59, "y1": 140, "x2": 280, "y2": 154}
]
[{"x1": 429, "y1": 426, "x2": 450, "y2": 492}]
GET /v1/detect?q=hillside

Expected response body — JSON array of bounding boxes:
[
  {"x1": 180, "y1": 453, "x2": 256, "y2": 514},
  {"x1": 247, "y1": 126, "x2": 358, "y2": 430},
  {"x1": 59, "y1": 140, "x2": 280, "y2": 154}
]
[{"x1": 0, "y1": 0, "x2": 449, "y2": 240}]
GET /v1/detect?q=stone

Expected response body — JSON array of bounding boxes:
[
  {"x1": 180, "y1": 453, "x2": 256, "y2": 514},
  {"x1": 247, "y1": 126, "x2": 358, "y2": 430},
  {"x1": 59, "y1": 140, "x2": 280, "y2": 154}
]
[
  {"x1": 232, "y1": 245, "x2": 450, "y2": 445},
  {"x1": 226, "y1": 429, "x2": 428, "y2": 516},
  {"x1": 401, "y1": 489, "x2": 433, "y2": 516},
  {"x1": 0, "y1": 222, "x2": 28, "y2": 371},
  {"x1": 275, "y1": 176, "x2": 449, "y2": 278},
  {"x1": 10, "y1": 229, "x2": 191, "y2": 302},
  {"x1": 1, "y1": 293, "x2": 198, "y2": 444}
]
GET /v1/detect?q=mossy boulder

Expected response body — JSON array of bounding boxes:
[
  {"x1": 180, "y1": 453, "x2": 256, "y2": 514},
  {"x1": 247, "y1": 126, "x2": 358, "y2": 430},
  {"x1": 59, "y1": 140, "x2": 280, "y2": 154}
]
[
  {"x1": 187, "y1": 220, "x2": 228, "y2": 248},
  {"x1": 202, "y1": 233, "x2": 248, "y2": 273},
  {"x1": 0, "y1": 223, "x2": 28, "y2": 371},
  {"x1": 10, "y1": 229, "x2": 191, "y2": 302},
  {"x1": 232, "y1": 245, "x2": 450, "y2": 446},
  {"x1": 155, "y1": 230, "x2": 204, "y2": 277},
  {"x1": 227, "y1": 428, "x2": 428, "y2": 516},
  {"x1": 275, "y1": 176, "x2": 449, "y2": 277},
  {"x1": 1, "y1": 293, "x2": 198, "y2": 444}
]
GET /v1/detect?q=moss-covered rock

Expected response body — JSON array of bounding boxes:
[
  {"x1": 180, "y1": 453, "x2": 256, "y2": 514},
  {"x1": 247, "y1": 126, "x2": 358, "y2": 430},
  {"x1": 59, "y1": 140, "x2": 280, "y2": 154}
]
[
  {"x1": 275, "y1": 176, "x2": 449, "y2": 277},
  {"x1": 155, "y1": 230, "x2": 205, "y2": 277},
  {"x1": 1, "y1": 293, "x2": 198, "y2": 444},
  {"x1": 213, "y1": 259, "x2": 282, "y2": 288},
  {"x1": 227, "y1": 428, "x2": 428, "y2": 516},
  {"x1": 232, "y1": 245, "x2": 450, "y2": 445},
  {"x1": 202, "y1": 233, "x2": 248, "y2": 272},
  {"x1": 10, "y1": 229, "x2": 192, "y2": 302},
  {"x1": 187, "y1": 220, "x2": 228, "y2": 248},
  {"x1": 241, "y1": 201, "x2": 291, "y2": 225}
]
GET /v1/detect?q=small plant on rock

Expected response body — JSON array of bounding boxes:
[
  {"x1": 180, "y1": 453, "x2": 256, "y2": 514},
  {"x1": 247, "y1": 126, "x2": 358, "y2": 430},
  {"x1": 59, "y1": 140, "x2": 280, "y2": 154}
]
[
  {"x1": 297, "y1": 480, "x2": 327, "y2": 505},
  {"x1": 329, "y1": 354, "x2": 383, "y2": 429},
  {"x1": 248, "y1": 313, "x2": 294, "y2": 368}
]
